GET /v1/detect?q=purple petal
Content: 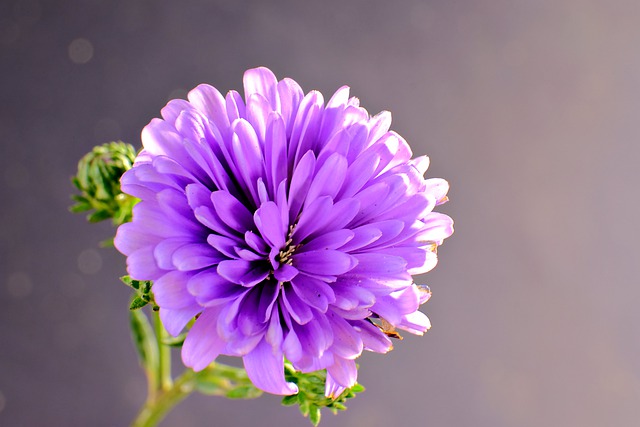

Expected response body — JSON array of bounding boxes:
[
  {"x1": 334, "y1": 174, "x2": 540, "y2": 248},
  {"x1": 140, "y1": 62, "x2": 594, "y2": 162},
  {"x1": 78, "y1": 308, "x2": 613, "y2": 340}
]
[
  {"x1": 288, "y1": 150, "x2": 316, "y2": 221},
  {"x1": 417, "y1": 212, "x2": 454, "y2": 243},
  {"x1": 236, "y1": 286, "x2": 269, "y2": 336},
  {"x1": 231, "y1": 119, "x2": 265, "y2": 206},
  {"x1": 182, "y1": 307, "x2": 226, "y2": 371},
  {"x1": 193, "y1": 206, "x2": 235, "y2": 238},
  {"x1": 367, "y1": 110, "x2": 392, "y2": 145},
  {"x1": 245, "y1": 93, "x2": 271, "y2": 143},
  {"x1": 350, "y1": 253, "x2": 408, "y2": 279},
  {"x1": 289, "y1": 90, "x2": 324, "y2": 167},
  {"x1": 290, "y1": 274, "x2": 336, "y2": 312},
  {"x1": 318, "y1": 85, "x2": 350, "y2": 142},
  {"x1": 292, "y1": 250, "x2": 357, "y2": 276},
  {"x1": 172, "y1": 243, "x2": 225, "y2": 271},
  {"x1": 331, "y1": 280, "x2": 375, "y2": 311},
  {"x1": 243, "y1": 67, "x2": 279, "y2": 110},
  {"x1": 292, "y1": 196, "x2": 333, "y2": 244},
  {"x1": 350, "y1": 319, "x2": 393, "y2": 353},
  {"x1": 127, "y1": 246, "x2": 165, "y2": 280},
  {"x1": 274, "y1": 264, "x2": 299, "y2": 282},
  {"x1": 160, "y1": 304, "x2": 202, "y2": 336},
  {"x1": 326, "y1": 357, "x2": 357, "y2": 389},
  {"x1": 187, "y1": 270, "x2": 243, "y2": 306},
  {"x1": 283, "y1": 326, "x2": 303, "y2": 362},
  {"x1": 282, "y1": 285, "x2": 314, "y2": 325},
  {"x1": 187, "y1": 84, "x2": 230, "y2": 136},
  {"x1": 210, "y1": 191, "x2": 255, "y2": 232},
  {"x1": 161, "y1": 98, "x2": 192, "y2": 124},
  {"x1": 153, "y1": 270, "x2": 196, "y2": 309},
  {"x1": 305, "y1": 152, "x2": 347, "y2": 204},
  {"x1": 292, "y1": 313, "x2": 333, "y2": 358},
  {"x1": 265, "y1": 304, "x2": 283, "y2": 347},
  {"x1": 327, "y1": 311, "x2": 363, "y2": 359},
  {"x1": 277, "y1": 78, "x2": 304, "y2": 139},
  {"x1": 301, "y1": 229, "x2": 354, "y2": 252},
  {"x1": 371, "y1": 286, "x2": 420, "y2": 325},
  {"x1": 319, "y1": 198, "x2": 360, "y2": 233},
  {"x1": 254, "y1": 201, "x2": 286, "y2": 249},
  {"x1": 114, "y1": 222, "x2": 162, "y2": 255},
  {"x1": 424, "y1": 178, "x2": 450, "y2": 205},
  {"x1": 264, "y1": 113, "x2": 288, "y2": 197},
  {"x1": 338, "y1": 224, "x2": 383, "y2": 252},
  {"x1": 381, "y1": 247, "x2": 438, "y2": 275},
  {"x1": 244, "y1": 231, "x2": 269, "y2": 255},
  {"x1": 217, "y1": 259, "x2": 269, "y2": 286},
  {"x1": 185, "y1": 183, "x2": 213, "y2": 211},
  {"x1": 225, "y1": 90, "x2": 246, "y2": 122},
  {"x1": 411, "y1": 155, "x2": 430, "y2": 175},
  {"x1": 153, "y1": 237, "x2": 192, "y2": 270},
  {"x1": 206, "y1": 233, "x2": 242, "y2": 259},
  {"x1": 396, "y1": 310, "x2": 431, "y2": 335},
  {"x1": 325, "y1": 374, "x2": 347, "y2": 399},
  {"x1": 243, "y1": 338, "x2": 298, "y2": 395}
]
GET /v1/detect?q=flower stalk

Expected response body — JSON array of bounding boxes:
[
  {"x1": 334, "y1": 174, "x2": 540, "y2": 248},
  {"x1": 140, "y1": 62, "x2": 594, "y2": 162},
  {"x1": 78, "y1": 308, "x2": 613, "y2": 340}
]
[{"x1": 131, "y1": 368, "x2": 195, "y2": 427}]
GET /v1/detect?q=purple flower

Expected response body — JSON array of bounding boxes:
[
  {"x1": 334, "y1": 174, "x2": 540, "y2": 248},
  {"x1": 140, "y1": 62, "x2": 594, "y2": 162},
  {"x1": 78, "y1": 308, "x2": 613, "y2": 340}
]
[{"x1": 115, "y1": 67, "x2": 453, "y2": 396}]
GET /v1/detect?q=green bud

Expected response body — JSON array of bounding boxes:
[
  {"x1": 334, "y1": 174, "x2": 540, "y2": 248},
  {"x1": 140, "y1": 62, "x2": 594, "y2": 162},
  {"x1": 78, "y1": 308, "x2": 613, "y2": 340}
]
[{"x1": 70, "y1": 141, "x2": 138, "y2": 226}]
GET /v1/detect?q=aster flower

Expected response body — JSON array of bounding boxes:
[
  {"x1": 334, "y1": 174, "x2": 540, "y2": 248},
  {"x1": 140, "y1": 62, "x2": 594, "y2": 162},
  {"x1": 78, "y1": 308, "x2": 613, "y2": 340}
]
[{"x1": 114, "y1": 67, "x2": 453, "y2": 397}]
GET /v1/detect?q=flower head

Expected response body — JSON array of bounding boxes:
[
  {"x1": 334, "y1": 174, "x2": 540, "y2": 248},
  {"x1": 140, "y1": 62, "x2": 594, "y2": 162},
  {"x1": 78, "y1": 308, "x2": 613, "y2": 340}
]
[{"x1": 115, "y1": 67, "x2": 453, "y2": 396}]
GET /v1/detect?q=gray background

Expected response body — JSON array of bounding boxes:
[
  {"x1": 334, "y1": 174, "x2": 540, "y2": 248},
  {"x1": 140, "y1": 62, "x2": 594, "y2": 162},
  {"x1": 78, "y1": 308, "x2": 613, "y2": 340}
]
[{"x1": 1, "y1": 0, "x2": 639, "y2": 426}]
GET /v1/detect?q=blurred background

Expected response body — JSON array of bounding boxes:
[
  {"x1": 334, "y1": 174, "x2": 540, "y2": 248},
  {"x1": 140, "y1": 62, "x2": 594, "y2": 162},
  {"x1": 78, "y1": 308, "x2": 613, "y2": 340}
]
[{"x1": 1, "y1": 0, "x2": 639, "y2": 426}]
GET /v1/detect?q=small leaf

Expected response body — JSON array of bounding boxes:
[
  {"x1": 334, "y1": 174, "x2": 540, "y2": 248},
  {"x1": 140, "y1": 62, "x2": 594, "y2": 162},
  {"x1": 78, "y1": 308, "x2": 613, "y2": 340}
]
[
  {"x1": 120, "y1": 275, "x2": 136, "y2": 289},
  {"x1": 130, "y1": 295, "x2": 149, "y2": 310}
]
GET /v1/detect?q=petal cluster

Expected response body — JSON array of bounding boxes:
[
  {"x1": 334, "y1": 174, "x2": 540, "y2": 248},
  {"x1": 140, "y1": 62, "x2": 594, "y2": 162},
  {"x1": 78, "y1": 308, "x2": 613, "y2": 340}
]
[{"x1": 115, "y1": 67, "x2": 453, "y2": 396}]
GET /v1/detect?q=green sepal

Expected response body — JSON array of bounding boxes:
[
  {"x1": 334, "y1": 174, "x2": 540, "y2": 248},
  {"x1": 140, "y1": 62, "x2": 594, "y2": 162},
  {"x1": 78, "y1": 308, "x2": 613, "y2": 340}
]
[
  {"x1": 309, "y1": 406, "x2": 321, "y2": 426},
  {"x1": 129, "y1": 307, "x2": 159, "y2": 387},
  {"x1": 282, "y1": 394, "x2": 298, "y2": 406}
]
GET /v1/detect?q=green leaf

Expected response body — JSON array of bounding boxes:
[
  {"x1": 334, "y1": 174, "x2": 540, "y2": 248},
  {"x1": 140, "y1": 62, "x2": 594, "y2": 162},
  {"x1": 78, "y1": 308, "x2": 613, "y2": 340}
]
[
  {"x1": 129, "y1": 308, "x2": 159, "y2": 383},
  {"x1": 130, "y1": 295, "x2": 149, "y2": 310}
]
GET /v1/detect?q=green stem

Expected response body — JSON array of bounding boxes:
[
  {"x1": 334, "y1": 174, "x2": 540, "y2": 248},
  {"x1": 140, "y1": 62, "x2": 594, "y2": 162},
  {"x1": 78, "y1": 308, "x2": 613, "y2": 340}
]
[
  {"x1": 131, "y1": 370, "x2": 195, "y2": 427},
  {"x1": 153, "y1": 310, "x2": 172, "y2": 391}
]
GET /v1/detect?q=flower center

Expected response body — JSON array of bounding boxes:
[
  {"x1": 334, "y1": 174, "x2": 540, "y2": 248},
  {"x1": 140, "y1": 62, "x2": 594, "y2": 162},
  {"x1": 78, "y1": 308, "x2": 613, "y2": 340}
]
[{"x1": 276, "y1": 225, "x2": 299, "y2": 266}]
